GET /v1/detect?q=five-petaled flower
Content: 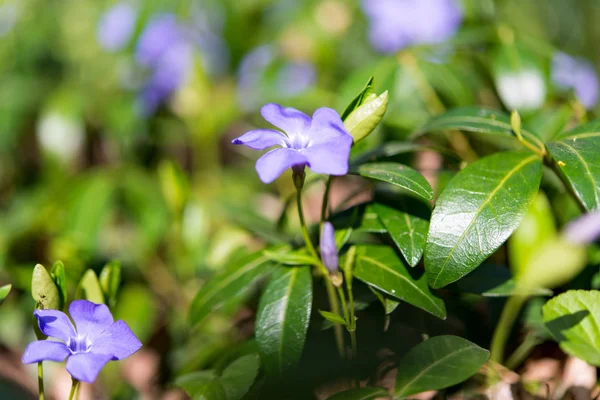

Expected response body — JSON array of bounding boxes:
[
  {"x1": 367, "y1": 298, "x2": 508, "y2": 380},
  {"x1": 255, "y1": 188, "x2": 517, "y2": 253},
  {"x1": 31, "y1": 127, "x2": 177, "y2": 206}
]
[
  {"x1": 232, "y1": 103, "x2": 353, "y2": 183},
  {"x1": 22, "y1": 300, "x2": 142, "y2": 383}
]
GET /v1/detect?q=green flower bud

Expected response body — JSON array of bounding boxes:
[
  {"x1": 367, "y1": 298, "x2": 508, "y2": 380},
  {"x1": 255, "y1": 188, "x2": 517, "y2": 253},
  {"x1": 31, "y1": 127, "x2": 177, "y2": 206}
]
[
  {"x1": 32, "y1": 264, "x2": 60, "y2": 310},
  {"x1": 344, "y1": 90, "x2": 389, "y2": 144}
]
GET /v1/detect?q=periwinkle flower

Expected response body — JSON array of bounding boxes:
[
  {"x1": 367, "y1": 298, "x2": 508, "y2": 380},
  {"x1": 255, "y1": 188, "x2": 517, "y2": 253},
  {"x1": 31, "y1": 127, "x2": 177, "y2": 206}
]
[
  {"x1": 320, "y1": 222, "x2": 339, "y2": 274},
  {"x1": 564, "y1": 210, "x2": 600, "y2": 245},
  {"x1": 232, "y1": 104, "x2": 352, "y2": 183},
  {"x1": 22, "y1": 300, "x2": 142, "y2": 383},
  {"x1": 552, "y1": 52, "x2": 599, "y2": 109},
  {"x1": 362, "y1": 0, "x2": 462, "y2": 54},
  {"x1": 276, "y1": 62, "x2": 317, "y2": 97},
  {"x1": 97, "y1": 3, "x2": 137, "y2": 52}
]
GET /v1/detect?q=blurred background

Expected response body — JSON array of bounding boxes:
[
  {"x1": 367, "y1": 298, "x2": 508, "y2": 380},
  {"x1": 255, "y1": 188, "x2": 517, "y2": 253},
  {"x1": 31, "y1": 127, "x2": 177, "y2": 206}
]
[{"x1": 1, "y1": 0, "x2": 600, "y2": 398}]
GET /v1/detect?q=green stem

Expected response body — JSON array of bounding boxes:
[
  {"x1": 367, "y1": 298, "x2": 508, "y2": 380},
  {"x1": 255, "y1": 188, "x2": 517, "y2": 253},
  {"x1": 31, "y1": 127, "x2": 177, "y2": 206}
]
[
  {"x1": 321, "y1": 176, "x2": 334, "y2": 226},
  {"x1": 296, "y1": 187, "x2": 345, "y2": 357},
  {"x1": 337, "y1": 286, "x2": 349, "y2": 324},
  {"x1": 505, "y1": 334, "x2": 543, "y2": 371},
  {"x1": 37, "y1": 362, "x2": 44, "y2": 400},
  {"x1": 490, "y1": 295, "x2": 527, "y2": 365},
  {"x1": 68, "y1": 379, "x2": 79, "y2": 400}
]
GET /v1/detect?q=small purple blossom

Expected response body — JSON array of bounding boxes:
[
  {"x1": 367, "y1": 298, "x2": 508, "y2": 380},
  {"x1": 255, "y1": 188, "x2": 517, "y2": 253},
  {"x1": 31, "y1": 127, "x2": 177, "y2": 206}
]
[
  {"x1": 320, "y1": 222, "x2": 339, "y2": 273},
  {"x1": 552, "y1": 52, "x2": 599, "y2": 109},
  {"x1": 22, "y1": 300, "x2": 141, "y2": 383},
  {"x1": 276, "y1": 63, "x2": 317, "y2": 97},
  {"x1": 232, "y1": 104, "x2": 352, "y2": 183},
  {"x1": 362, "y1": 0, "x2": 463, "y2": 54},
  {"x1": 97, "y1": 3, "x2": 137, "y2": 52},
  {"x1": 564, "y1": 210, "x2": 600, "y2": 245}
]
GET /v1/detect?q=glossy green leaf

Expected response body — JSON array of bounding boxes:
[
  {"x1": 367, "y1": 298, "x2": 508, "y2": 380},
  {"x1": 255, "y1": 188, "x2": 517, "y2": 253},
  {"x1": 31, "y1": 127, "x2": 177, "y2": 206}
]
[
  {"x1": 425, "y1": 151, "x2": 542, "y2": 288},
  {"x1": 50, "y1": 261, "x2": 67, "y2": 310},
  {"x1": 328, "y1": 387, "x2": 388, "y2": 400},
  {"x1": 341, "y1": 76, "x2": 374, "y2": 121},
  {"x1": 32, "y1": 264, "x2": 60, "y2": 310},
  {"x1": 547, "y1": 124, "x2": 600, "y2": 211},
  {"x1": 331, "y1": 203, "x2": 387, "y2": 234},
  {"x1": 395, "y1": 335, "x2": 489, "y2": 398},
  {"x1": 374, "y1": 203, "x2": 429, "y2": 267},
  {"x1": 0, "y1": 284, "x2": 11, "y2": 305},
  {"x1": 354, "y1": 245, "x2": 446, "y2": 319},
  {"x1": 256, "y1": 266, "x2": 312, "y2": 377},
  {"x1": 354, "y1": 162, "x2": 434, "y2": 201},
  {"x1": 190, "y1": 252, "x2": 274, "y2": 327},
  {"x1": 413, "y1": 107, "x2": 544, "y2": 150},
  {"x1": 219, "y1": 354, "x2": 260, "y2": 400},
  {"x1": 319, "y1": 310, "x2": 347, "y2": 326},
  {"x1": 542, "y1": 290, "x2": 600, "y2": 366},
  {"x1": 345, "y1": 91, "x2": 389, "y2": 144},
  {"x1": 263, "y1": 248, "x2": 316, "y2": 266},
  {"x1": 76, "y1": 269, "x2": 105, "y2": 304},
  {"x1": 99, "y1": 261, "x2": 121, "y2": 308}
]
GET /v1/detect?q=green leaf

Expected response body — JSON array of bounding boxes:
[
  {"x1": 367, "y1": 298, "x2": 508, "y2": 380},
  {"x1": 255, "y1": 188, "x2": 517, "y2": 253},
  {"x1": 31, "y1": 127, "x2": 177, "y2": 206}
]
[
  {"x1": 76, "y1": 269, "x2": 105, "y2": 304},
  {"x1": 354, "y1": 245, "x2": 446, "y2": 319},
  {"x1": 350, "y1": 142, "x2": 432, "y2": 168},
  {"x1": 219, "y1": 354, "x2": 260, "y2": 400},
  {"x1": 158, "y1": 159, "x2": 190, "y2": 214},
  {"x1": 369, "y1": 286, "x2": 400, "y2": 315},
  {"x1": 0, "y1": 284, "x2": 11, "y2": 305},
  {"x1": 542, "y1": 290, "x2": 600, "y2": 366},
  {"x1": 344, "y1": 91, "x2": 389, "y2": 144},
  {"x1": 328, "y1": 387, "x2": 388, "y2": 400},
  {"x1": 31, "y1": 264, "x2": 60, "y2": 310},
  {"x1": 413, "y1": 107, "x2": 544, "y2": 150},
  {"x1": 256, "y1": 266, "x2": 312, "y2": 377},
  {"x1": 547, "y1": 124, "x2": 600, "y2": 211},
  {"x1": 395, "y1": 335, "x2": 489, "y2": 398},
  {"x1": 331, "y1": 203, "x2": 387, "y2": 234},
  {"x1": 263, "y1": 248, "x2": 316, "y2": 266},
  {"x1": 341, "y1": 76, "x2": 374, "y2": 121},
  {"x1": 374, "y1": 203, "x2": 429, "y2": 267},
  {"x1": 354, "y1": 162, "x2": 434, "y2": 201},
  {"x1": 99, "y1": 261, "x2": 121, "y2": 308},
  {"x1": 50, "y1": 261, "x2": 67, "y2": 310},
  {"x1": 319, "y1": 310, "x2": 347, "y2": 326},
  {"x1": 174, "y1": 371, "x2": 218, "y2": 397},
  {"x1": 190, "y1": 252, "x2": 274, "y2": 327},
  {"x1": 425, "y1": 151, "x2": 543, "y2": 288}
]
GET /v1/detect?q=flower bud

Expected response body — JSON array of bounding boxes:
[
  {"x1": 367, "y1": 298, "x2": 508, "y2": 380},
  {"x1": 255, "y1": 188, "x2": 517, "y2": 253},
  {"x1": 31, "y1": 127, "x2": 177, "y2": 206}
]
[
  {"x1": 344, "y1": 90, "x2": 389, "y2": 144},
  {"x1": 320, "y1": 222, "x2": 339, "y2": 274}
]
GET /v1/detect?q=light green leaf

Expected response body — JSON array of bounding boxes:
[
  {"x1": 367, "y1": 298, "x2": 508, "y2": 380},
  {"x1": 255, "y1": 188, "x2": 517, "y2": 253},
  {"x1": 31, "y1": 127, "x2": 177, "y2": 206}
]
[
  {"x1": 374, "y1": 203, "x2": 429, "y2": 267},
  {"x1": 0, "y1": 284, "x2": 11, "y2": 305},
  {"x1": 328, "y1": 387, "x2": 388, "y2": 400},
  {"x1": 76, "y1": 269, "x2": 105, "y2": 304},
  {"x1": 354, "y1": 245, "x2": 446, "y2": 319},
  {"x1": 542, "y1": 290, "x2": 600, "y2": 366},
  {"x1": 547, "y1": 123, "x2": 600, "y2": 211},
  {"x1": 319, "y1": 310, "x2": 347, "y2": 326},
  {"x1": 354, "y1": 162, "x2": 434, "y2": 201},
  {"x1": 32, "y1": 264, "x2": 60, "y2": 310},
  {"x1": 331, "y1": 203, "x2": 387, "y2": 234},
  {"x1": 99, "y1": 261, "x2": 121, "y2": 308},
  {"x1": 50, "y1": 261, "x2": 67, "y2": 310},
  {"x1": 190, "y1": 252, "x2": 274, "y2": 327},
  {"x1": 174, "y1": 371, "x2": 218, "y2": 397},
  {"x1": 219, "y1": 354, "x2": 260, "y2": 400},
  {"x1": 256, "y1": 266, "x2": 312, "y2": 377},
  {"x1": 395, "y1": 335, "x2": 489, "y2": 398},
  {"x1": 263, "y1": 248, "x2": 316, "y2": 266},
  {"x1": 425, "y1": 151, "x2": 543, "y2": 288}
]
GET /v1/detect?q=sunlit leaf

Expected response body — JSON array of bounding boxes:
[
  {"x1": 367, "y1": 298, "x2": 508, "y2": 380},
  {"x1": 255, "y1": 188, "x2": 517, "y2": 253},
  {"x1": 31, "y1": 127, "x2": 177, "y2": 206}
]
[{"x1": 354, "y1": 162, "x2": 434, "y2": 201}]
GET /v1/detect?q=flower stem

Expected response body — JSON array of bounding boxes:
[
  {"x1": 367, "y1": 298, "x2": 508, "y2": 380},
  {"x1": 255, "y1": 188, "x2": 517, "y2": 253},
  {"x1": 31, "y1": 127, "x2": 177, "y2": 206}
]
[
  {"x1": 490, "y1": 295, "x2": 527, "y2": 365},
  {"x1": 321, "y1": 176, "x2": 333, "y2": 226},
  {"x1": 68, "y1": 378, "x2": 79, "y2": 400},
  {"x1": 296, "y1": 186, "x2": 345, "y2": 357},
  {"x1": 37, "y1": 362, "x2": 44, "y2": 400}
]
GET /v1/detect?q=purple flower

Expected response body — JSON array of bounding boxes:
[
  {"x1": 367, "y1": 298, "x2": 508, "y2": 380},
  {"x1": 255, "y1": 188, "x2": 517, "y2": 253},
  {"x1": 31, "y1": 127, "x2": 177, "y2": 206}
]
[
  {"x1": 276, "y1": 62, "x2": 316, "y2": 97},
  {"x1": 97, "y1": 3, "x2": 137, "y2": 52},
  {"x1": 362, "y1": 0, "x2": 463, "y2": 54},
  {"x1": 564, "y1": 210, "x2": 600, "y2": 245},
  {"x1": 232, "y1": 104, "x2": 352, "y2": 183},
  {"x1": 22, "y1": 300, "x2": 141, "y2": 383},
  {"x1": 320, "y1": 222, "x2": 339, "y2": 273},
  {"x1": 552, "y1": 52, "x2": 599, "y2": 109}
]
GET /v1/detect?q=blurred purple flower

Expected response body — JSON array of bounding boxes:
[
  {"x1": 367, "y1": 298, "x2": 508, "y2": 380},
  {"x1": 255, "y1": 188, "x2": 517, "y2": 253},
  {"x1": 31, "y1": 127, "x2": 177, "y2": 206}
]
[
  {"x1": 135, "y1": 14, "x2": 194, "y2": 114},
  {"x1": 232, "y1": 104, "x2": 352, "y2": 183},
  {"x1": 277, "y1": 63, "x2": 316, "y2": 97},
  {"x1": 362, "y1": 0, "x2": 463, "y2": 54},
  {"x1": 564, "y1": 210, "x2": 600, "y2": 245},
  {"x1": 22, "y1": 300, "x2": 141, "y2": 383},
  {"x1": 320, "y1": 222, "x2": 339, "y2": 273},
  {"x1": 97, "y1": 3, "x2": 137, "y2": 52},
  {"x1": 552, "y1": 52, "x2": 599, "y2": 109}
]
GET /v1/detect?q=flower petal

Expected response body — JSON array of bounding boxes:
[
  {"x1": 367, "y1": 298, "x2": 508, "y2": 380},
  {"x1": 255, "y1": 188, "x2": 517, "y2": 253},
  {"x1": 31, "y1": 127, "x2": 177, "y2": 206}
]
[
  {"x1": 69, "y1": 300, "x2": 114, "y2": 342},
  {"x1": 303, "y1": 134, "x2": 352, "y2": 176},
  {"x1": 91, "y1": 321, "x2": 142, "y2": 360},
  {"x1": 34, "y1": 309, "x2": 76, "y2": 342},
  {"x1": 255, "y1": 148, "x2": 307, "y2": 184},
  {"x1": 261, "y1": 103, "x2": 311, "y2": 135},
  {"x1": 66, "y1": 352, "x2": 113, "y2": 383},
  {"x1": 231, "y1": 129, "x2": 288, "y2": 150},
  {"x1": 22, "y1": 340, "x2": 70, "y2": 364},
  {"x1": 307, "y1": 107, "x2": 351, "y2": 146},
  {"x1": 320, "y1": 222, "x2": 339, "y2": 273}
]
